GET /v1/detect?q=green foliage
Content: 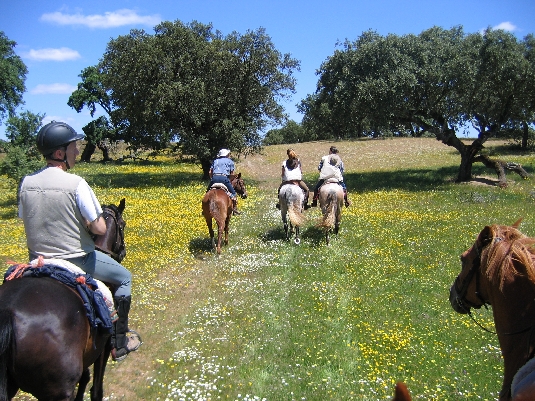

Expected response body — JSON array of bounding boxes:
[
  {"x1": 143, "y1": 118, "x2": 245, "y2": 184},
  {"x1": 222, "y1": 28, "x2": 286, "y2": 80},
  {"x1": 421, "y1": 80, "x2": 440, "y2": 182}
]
[
  {"x1": 0, "y1": 143, "x2": 42, "y2": 184},
  {"x1": 302, "y1": 26, "x2": 535, "y2": 181},
  {"x1": 0, "y1": 110, "x2": 44, "y2": 183},
  {"x1": 82, "y1": 115, "x2": 115, "y2": 144},
  {"x1": 98, "y1": 20, "x2": 300, "y2": 176},
  {"x1": 263, "y1": 120, "x2": 306, "y2": 145},
  {"x1": 0, "y1": 31, "x2": 27, "y2": 125},
  {"x1": 68, "y1": 65, "x2": 114, "y2": 117}
]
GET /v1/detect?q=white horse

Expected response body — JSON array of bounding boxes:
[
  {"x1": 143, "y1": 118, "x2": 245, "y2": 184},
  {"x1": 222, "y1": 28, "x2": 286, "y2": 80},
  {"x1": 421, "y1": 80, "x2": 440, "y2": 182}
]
[
  {"x1": 318, "y1": 179, "x2": 343, "y2": 245},
  {"x1": 279, "y1": 184, "x2": 306, "y2": 244}
]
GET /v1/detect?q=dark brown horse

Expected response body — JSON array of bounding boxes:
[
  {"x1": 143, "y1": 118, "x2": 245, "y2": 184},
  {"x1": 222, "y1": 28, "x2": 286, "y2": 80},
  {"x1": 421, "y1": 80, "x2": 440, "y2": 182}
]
[
  {"x1": 202, "y1": 174, "x2": 247, "y2": 254},
  {"x1": 0, "y1": 199, "x2": 127, "y2": 401},
  {"x1": 94, "y1": 198, "x2": 126, "y2": 263},
  {"x1": 450, "y1": 220, "x2": 535, "y2": 401}
]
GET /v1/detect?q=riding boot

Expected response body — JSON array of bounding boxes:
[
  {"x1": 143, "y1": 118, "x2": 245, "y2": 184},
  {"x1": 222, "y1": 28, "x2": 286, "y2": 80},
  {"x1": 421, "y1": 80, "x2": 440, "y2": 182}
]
[
  {"x1": 112, "y1": 295, "x2": 142, "y2": 362},
  {"x1": 303, "y1": 189, "x2": 310, "y2": 210},
  {"x1": 232, "y1": 198, "x2": 241, "y2": 215},
  {"x1": 344, "y1": 190, "x2": 351, "y2": 208},
  {"x1": 310, "y1": 190, "x2": 318, "y2": 207}
]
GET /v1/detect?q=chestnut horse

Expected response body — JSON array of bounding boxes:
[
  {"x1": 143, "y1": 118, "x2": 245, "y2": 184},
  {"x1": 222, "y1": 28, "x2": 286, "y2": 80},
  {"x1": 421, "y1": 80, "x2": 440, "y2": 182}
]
[
  {"x1": 279, "y1": 183, "x2": 306, "y2": 244},
  {"x1": 202, "y1": 174, "x2": 247, "y2": 254},
  {"x1": 0, "y1": 199, "x2": 127, "y2": 401},
  {"x1": 318, "y1": 179, "x2": 344, "y2": 244},
  {"x1": 450, "y1": 221, "x2": 535, "y2": 401}
]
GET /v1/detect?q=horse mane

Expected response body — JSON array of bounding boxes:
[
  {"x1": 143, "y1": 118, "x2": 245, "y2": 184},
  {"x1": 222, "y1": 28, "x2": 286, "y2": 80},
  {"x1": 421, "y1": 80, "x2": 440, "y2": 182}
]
[{"x1": 481, "y1": 224, "x2": 535, "y2": 291}]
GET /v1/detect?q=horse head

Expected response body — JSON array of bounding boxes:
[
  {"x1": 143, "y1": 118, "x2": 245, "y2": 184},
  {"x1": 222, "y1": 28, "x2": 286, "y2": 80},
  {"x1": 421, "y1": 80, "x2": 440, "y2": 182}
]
[
  {"x1": 230, "y1": 173, "x2": 248, "y2": 199},
  {"x1": 94, "y1": 198, "x2": 126, "y2": 263},
  {"x1": 450, "y1": 220, "x2": 534, "y2": 315},
  {"x1": 449, "y1": 226, "x2": 492, "y2": 314},
  {"x1": 450, "y1": 221, "x2": 535, "y2": 401}
]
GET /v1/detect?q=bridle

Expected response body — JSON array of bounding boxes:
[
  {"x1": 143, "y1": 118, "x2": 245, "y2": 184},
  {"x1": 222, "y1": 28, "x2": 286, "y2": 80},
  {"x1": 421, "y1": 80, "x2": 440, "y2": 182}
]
[
  {"x1": 453, "y1": 240, "x2": 489, "y2": 313},
  {"x1": 453, "y1": 237, "x2": 535, "y2": 337},
  {"x1": 95, "y1": 205, "x2": 126, "y2": 263},
  {"x1": 230, "y1": 175, "x2": 247, "y2": 199}
]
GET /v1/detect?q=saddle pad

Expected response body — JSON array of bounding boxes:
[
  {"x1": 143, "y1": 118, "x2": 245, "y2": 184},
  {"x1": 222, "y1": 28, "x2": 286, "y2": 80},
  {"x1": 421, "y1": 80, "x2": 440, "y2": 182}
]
[
  {"x1": 512, "y1": 357, "x2": 535, "y2": 397},
  {"x1": 324, "y1": 178, "x2": 340, "y2": 184},
  {"x1": 209, "y1": 183, "x2": 231, "y2": 196},
  {"x1": 29, "y1": 258, "x2": 115, "y2": 317}
]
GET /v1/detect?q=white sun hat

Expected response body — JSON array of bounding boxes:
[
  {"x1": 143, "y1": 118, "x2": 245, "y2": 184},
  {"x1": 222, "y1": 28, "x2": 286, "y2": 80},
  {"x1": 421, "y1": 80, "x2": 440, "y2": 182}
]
[{"x1": 217, "y1": 148, "x2": 231, "y2": 157}]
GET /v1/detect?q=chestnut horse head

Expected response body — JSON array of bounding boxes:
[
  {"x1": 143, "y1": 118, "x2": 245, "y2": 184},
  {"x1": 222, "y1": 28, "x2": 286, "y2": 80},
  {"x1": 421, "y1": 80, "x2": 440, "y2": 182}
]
[{"x1": 450, "y1": 220, "x2": 535, "y2": 400}]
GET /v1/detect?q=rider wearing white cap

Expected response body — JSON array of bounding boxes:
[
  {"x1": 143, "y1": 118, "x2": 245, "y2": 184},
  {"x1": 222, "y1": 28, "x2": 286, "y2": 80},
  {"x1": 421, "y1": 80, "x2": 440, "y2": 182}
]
[{"x1": 208, "y1": 148, "x2": 241, "y2": 215}]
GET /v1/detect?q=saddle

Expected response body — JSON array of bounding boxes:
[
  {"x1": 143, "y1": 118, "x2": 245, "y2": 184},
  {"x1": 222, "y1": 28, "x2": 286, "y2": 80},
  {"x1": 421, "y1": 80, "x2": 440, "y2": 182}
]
[
  {"x1": 209, "y1": 183, "x2": 232, "y2": 197},
  {"x1": 4, "y1": 257, "x2": 115, "y2": 333},
  {"x1": 321, "y1": 177, "x2": 340, "y2": 187}
]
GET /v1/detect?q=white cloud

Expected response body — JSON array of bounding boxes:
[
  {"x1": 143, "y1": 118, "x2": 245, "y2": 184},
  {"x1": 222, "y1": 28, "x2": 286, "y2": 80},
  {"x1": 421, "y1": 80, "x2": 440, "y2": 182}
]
[
  {"x1": 493, "y1": 21, "x2": 517, "y2": 32},
  {"x1": 40, "y1": 9, "x2": 161, "y2": 28},
  {"x1": 24, "y1": 47, "x2": 81, "y2": 61},
  {"x1": 31, "y1": 83, "x2": 77, "y2": 95}
]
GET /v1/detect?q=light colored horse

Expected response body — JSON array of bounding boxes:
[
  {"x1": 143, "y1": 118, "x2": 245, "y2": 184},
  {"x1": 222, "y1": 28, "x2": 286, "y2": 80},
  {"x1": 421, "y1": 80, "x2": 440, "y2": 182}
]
[
  {"x1": 278, "y1": 184, "x2": 305, "y2": 244},
  {"x1": 318, "y1": 179, "x2": 343, "y2": 245}
]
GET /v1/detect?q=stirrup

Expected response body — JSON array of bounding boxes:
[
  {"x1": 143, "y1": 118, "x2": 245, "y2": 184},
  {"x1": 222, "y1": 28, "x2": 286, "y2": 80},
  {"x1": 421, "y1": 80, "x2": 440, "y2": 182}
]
[{"x1": 112, "y1": 331, "x2": 142, "y2": 362}]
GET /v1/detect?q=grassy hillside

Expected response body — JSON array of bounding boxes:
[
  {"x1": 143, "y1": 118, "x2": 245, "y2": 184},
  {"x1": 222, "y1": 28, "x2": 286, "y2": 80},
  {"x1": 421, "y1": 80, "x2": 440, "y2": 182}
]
[{"x1": 1, "y1": 138, "x2": 534, "y2": 400}]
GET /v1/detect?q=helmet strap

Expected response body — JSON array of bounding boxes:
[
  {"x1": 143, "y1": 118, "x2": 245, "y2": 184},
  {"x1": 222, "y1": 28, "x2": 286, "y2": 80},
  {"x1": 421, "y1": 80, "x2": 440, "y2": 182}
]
[{"x1": 47, "y1": 147, "x2": 70, "y2": 170}]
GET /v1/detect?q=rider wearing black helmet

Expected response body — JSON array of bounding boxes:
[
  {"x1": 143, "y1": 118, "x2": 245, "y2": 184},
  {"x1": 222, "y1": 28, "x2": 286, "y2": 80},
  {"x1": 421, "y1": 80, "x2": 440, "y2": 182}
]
[{"x1": 18, "y1": 121, "x2": 142, "y2": 362}]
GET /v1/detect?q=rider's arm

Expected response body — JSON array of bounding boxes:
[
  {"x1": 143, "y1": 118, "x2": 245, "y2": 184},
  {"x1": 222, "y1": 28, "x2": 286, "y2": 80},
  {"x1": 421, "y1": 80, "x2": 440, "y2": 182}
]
[
  {"x1": 76, "y1": 180, "x2": 105, "y2": 235},
  {"x1": 87, "y1": 216, "x2": 107, "y2": 235}
]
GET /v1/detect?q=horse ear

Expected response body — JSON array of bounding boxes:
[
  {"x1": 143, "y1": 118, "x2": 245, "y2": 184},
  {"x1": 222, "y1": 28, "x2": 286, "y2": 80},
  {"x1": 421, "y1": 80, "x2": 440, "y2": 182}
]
[
  {"x1": 512, "y1": 218, "x2": 523, "y2": 228},
  {"x1": 238, "y1": 173, "x2": 241, "y2": 178},
  {"x1": 118, "y1": 198, "x2": 126, "y2": 214},
  {"x1": 479, "y1": 225, "x2": 494, "y2": 245}
]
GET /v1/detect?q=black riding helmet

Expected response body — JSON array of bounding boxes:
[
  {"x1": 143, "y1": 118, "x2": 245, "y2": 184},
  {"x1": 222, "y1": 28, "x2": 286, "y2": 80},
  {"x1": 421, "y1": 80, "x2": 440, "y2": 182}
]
[{"x1": 36, "y1": 121, "x2": 85, "y2": 156}]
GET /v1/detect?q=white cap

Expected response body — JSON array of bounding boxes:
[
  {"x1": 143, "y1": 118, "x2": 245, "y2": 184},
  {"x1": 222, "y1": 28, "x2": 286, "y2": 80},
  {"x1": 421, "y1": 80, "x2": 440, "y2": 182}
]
[{"x1": 217, "y1": 148, "x2": 231, "y2": 157}]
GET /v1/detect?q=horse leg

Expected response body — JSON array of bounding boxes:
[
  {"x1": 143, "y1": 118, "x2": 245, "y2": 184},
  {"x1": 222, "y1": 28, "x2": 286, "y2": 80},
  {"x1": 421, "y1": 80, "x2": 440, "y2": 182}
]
[
  {"x1": 282, "y1": 211, "x2": 289, "y2": 240},
  {"x1": 89, "y1": 339, "x2": 112, "y2": 401},
  {"x1": 294, "y1": 226, "x2": 301, "y2": 245},
  {"x1": 224, "y1": 215, "x2": 231, "y2": 246},
  {"x1": 216, "y1": 220, "x2": 224, "y2": 254},
  {"x1": 74, "y1": 369, "x2": 91, "y2": 401},
  {"x1": 334, "y1": 204, "x2": 341, "y2": 235}
]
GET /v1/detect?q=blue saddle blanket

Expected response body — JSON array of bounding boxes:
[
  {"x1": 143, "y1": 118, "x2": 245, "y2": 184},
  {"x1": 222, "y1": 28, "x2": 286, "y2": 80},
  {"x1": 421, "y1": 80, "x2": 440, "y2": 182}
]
[{"x1": 3, "y1": 263, "x2": 113, "y2": 333}]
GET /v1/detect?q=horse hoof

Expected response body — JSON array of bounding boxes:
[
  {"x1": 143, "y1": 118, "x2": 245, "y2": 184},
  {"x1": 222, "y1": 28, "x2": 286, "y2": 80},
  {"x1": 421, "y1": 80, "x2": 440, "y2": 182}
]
[{"x1": 294, "y1": 238, "x2": 301, "y2": 245}]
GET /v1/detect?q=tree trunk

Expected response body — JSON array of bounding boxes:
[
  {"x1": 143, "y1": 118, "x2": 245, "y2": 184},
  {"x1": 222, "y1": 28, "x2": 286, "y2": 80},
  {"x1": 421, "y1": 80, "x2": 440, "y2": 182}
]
[
  {"x1": 97, "y1": 141, "x2": 112, "y2": 162},
  {"x1": 456, "y1": 146, "x2": 474, "y2": 182},
  {"x1": 522, "y1": 121, "x2": 528, "y2": 149},
  {"x1": 473, "y1": 154, "x2": 529, "y2": 188},
  {"x1": 80, "y1": 142, "x2": 96, "y2": 162},
  {"x1": 200, "y1": 158, "x2": 211, "y2": 180}
]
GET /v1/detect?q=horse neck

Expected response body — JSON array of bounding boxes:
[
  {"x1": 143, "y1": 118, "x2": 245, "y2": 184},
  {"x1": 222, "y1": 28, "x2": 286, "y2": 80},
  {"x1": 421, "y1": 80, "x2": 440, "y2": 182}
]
[{"x1": 489, "y1": 272, "x2": 535, "y2": 398}]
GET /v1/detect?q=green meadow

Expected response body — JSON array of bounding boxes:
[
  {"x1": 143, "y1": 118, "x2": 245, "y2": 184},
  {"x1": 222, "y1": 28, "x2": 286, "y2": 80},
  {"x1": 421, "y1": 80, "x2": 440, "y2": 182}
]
[{"x1": 1, "y1": 138, "x2": 534, "y2": 400}]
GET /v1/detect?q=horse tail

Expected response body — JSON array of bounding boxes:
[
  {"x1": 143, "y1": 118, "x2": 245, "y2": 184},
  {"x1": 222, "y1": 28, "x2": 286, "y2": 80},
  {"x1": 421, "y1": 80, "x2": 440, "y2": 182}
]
[
  {"x1": 0, "y1": 309, "x2": 14, "y2": 400},
  {"x1": 288, "y1": 202, "x2": 305, "y2": 227},
  {"x1": 319, "y1": 193, "x2": 337, "y2": 229}
]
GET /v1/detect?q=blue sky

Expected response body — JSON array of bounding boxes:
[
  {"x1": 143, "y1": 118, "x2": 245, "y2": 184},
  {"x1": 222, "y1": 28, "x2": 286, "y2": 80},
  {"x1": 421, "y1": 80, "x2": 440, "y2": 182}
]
[{"x1": 1, "y1": 0, "x2": 535, "y2": 139}]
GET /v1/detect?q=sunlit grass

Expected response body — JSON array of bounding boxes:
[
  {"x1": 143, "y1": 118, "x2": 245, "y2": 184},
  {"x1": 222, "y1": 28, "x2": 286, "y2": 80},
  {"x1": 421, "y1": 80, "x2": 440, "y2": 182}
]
[{"x1": 1, "y1": 139, "x2": 534, "y2": 400}]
